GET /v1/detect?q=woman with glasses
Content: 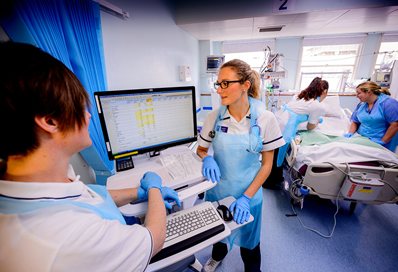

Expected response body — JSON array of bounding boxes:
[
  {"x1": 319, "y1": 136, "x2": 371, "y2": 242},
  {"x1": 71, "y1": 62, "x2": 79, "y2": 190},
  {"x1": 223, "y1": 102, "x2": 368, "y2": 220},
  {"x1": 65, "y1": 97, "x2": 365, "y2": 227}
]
[{"x1": 197, "y1": 59, "x2": 285, "y2": 272}]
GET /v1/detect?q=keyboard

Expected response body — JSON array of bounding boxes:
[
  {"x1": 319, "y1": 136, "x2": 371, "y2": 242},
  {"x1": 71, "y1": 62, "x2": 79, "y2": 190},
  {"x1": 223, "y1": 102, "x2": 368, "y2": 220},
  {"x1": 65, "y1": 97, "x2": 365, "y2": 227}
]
[{"x1": 150, "y1": 201, "x2": 226, "y2": 263}]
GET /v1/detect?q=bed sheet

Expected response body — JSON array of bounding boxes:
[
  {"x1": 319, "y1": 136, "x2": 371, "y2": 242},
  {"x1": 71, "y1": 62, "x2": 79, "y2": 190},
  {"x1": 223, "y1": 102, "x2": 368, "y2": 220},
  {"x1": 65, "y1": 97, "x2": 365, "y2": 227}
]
[{"x1": 293, "y1": 131, "x2": 398, "y2": 170}]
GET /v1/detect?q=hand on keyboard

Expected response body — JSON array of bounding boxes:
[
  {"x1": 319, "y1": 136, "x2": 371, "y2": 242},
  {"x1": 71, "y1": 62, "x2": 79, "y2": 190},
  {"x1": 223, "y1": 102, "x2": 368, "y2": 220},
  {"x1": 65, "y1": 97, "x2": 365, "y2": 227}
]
[
  {"x1": 137, "y1": 186, "x2": 147, "y2": 201},
  {"x1": 161, "y1": 187, "x2": 181, "y2": 209},
  {"x1": 140, "y1": 171, "x2": 162, "y2": 191},
  {"x1": 150, "y1": 201, "x2": 226, "y2": 263}
]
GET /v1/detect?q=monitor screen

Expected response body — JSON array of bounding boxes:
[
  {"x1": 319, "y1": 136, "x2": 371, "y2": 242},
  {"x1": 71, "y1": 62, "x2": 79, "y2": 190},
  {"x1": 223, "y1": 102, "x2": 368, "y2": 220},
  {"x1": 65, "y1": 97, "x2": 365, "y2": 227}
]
[
  {"x1": 94, "y1": 86, "x2": 197, "y2": 160},
  {"x1": 207, "y1": 55, "x2": 225, "y2": 72},
  {"x1": 375, "y1": 71, "x2": 390, "y2": 82}
]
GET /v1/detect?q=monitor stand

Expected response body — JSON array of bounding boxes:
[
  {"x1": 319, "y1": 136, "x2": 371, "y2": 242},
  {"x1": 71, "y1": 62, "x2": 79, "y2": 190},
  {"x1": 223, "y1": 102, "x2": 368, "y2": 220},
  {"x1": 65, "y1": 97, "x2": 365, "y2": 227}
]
[
  {"x1": 149, "y1": 150, "x2": 161, "y2": 158},
  {"x1": 116, "y1": 156, "x2": 134, "y2": 172}
]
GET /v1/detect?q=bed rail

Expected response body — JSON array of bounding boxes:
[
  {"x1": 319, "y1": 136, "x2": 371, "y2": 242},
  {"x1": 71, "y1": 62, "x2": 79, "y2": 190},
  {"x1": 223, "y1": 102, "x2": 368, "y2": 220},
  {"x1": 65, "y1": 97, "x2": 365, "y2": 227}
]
[{"x1": 302, "y1": 162, "x2": 398, "y2": 204}]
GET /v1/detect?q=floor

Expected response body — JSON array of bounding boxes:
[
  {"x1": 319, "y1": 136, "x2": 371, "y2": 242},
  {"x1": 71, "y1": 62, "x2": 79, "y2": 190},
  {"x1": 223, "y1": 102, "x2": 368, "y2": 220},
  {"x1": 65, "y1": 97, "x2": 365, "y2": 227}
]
[{"x1": 192, "y1": 188, "x2": 398, "y2": 272}]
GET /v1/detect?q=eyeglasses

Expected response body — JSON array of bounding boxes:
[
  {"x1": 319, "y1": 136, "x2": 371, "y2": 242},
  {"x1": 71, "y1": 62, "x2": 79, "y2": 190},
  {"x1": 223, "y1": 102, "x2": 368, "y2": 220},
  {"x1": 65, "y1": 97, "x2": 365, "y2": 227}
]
[{"x1": 214, "y1": 80, "x2": 242, "y2": 90}]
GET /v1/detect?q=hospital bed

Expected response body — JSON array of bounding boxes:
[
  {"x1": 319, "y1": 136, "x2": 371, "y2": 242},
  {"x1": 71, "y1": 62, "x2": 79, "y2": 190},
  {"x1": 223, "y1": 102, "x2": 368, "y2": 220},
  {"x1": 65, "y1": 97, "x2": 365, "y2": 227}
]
[{"x1": 279, "y1": 96, "x2": 398, "y2": 210}]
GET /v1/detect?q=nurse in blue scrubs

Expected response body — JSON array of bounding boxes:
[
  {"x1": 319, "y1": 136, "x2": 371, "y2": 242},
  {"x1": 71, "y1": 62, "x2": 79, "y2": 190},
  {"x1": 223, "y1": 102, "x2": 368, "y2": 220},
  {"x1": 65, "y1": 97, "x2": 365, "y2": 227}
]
[
  {"x1": 197, "y1": 59, "x2": 285, "y2": 272},
  {"x1": 345, "y1": 81, "x2": 398, "y2": 152}
]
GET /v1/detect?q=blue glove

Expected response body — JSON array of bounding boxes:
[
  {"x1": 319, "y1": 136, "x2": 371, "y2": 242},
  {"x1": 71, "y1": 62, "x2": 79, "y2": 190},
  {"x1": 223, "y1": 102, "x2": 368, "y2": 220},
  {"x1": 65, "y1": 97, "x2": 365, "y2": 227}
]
[
  {"x1": 343, "y1": 132, "x2": 354, "y2": 138},
  {"x1": 137, "y1": 186, "x2": 147, "y2": 201},
  {"x1": 296, "y1": 114, "x2": 309, "y2": 123},
  {"x1": 370, "y1": 138, "x2": 386, "y2": 146},
  {"x1": 160, "y1": 187, "x2": 181, "y2": 209},
  {"x1": 140, "y1": 171, "x2": 162, "y2": 191},
  {"x1": 202, "y1": 156, "x2": 221, "y2": 183},
  {"x1": 318, "y1": 117, "x2": 323, "y2": 124},
  {"x1": 229, "y1": 194, "x2": 251, "y2": 224}
]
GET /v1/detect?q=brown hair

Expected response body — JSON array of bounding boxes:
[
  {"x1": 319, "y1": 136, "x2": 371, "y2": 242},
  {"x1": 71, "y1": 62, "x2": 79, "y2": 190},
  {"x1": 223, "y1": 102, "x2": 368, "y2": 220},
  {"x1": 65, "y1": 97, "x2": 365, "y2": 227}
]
[
  {"x1": 381, "y1": 88, "x2": 391, "y2": 96},
  {"x1": 221, "y1": 59, "x2": 261, "y2": 99},
  {"x1": 0, "y1": 42, "x2": 90, "y2": 158},
  {"x1": 356, "y1": 81, "x2": 382, "y2": 95},
  {"x1": 298, "y1": 77, "x2": 329, "y2": 101}
]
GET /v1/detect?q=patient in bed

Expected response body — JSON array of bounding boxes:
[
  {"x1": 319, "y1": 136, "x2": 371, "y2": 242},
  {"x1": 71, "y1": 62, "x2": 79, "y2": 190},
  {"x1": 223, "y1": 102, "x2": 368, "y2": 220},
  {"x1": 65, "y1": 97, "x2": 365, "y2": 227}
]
[{"x1": 290, "y1": 91, "x2": 398, "y2": 170}]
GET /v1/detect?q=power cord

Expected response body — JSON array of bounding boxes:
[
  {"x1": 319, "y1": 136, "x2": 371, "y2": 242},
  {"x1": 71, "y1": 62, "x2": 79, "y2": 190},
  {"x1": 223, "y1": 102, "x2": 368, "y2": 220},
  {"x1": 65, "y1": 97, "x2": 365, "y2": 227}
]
[
  {"x1": 290, "y1": 191, "x2": 340, "y2": 238},
  {"x1": 286, "y1": 162, "x2": 351, "y2": 238},
  {"x1": 287, "y1": 160, "x2": 398, "y2": 238}
]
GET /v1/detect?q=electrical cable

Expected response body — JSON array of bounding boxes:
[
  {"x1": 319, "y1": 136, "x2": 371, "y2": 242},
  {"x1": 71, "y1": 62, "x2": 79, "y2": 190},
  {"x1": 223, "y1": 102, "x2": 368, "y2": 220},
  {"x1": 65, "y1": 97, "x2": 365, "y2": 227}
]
[
  {"x1": 290, "y1": 191, "x2": 340, "y2": 238},
  {"x1": 287, "y1": 162, "x2": 349, "y2": 238},
  {"x1": 286, "y1": 147, "x2": 398, "y2": 237}
]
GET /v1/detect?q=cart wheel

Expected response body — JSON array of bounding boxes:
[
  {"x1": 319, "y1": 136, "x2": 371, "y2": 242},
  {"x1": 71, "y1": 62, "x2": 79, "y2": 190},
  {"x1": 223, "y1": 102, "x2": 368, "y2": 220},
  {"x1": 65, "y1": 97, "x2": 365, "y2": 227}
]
[{"x1": 349, "y1": 202, "x2": 357, "y2": 214}]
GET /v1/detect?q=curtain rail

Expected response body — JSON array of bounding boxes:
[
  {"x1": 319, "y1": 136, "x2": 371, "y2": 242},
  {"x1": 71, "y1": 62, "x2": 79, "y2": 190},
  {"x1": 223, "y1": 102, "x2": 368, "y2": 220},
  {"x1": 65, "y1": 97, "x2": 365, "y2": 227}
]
[{"x1": 94, "y1": 0, "x2": 129, "y2": 19}]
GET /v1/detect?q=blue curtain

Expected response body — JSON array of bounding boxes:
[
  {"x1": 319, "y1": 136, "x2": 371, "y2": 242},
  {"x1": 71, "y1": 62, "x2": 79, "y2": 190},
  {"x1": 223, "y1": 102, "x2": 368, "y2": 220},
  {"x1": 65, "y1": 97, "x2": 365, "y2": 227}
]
[{"x1": 0, "y1": 0, "x2": 114, "y2": 184}]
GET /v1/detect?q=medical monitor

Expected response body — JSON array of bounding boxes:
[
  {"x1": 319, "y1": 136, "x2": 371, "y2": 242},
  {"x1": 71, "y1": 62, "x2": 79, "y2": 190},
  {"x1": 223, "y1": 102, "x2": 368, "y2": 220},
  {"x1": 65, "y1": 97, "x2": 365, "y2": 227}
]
[
  {"x1": 94, "y1": 86, "x2": 197, "y2": 160},
  {"x1": 207, "y1": 55, "x2": 225, "y2": 72}
]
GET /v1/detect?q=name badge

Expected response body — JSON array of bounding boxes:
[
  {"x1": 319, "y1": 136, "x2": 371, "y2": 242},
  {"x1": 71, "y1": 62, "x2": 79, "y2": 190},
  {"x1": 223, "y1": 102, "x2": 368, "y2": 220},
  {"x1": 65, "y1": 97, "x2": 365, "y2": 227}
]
[{"x1": 220, "y1": 126, "x2": 228, "y2": 133}]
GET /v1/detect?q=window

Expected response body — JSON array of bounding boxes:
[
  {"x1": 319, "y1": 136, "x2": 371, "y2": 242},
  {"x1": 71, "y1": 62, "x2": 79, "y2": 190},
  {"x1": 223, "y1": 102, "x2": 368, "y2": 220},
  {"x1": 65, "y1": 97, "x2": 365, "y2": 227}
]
[
  {"x1": 222, "y1": 39, "x2": 275, "y2": 72},
  {"x1": 298, "y1": 44, "x2": 360, "y2": 93},
  {"x1": 224, "y1": 51, "x2": 266, "y2": 71},
  {"x1": 374, "y1": 41, "x2": 398, "y2": 71}
]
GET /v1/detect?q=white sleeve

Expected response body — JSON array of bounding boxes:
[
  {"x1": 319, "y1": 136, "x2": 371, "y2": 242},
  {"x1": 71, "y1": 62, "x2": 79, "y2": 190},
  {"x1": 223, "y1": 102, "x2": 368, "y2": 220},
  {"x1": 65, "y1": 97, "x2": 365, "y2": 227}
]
[
  {"x1": 197, "y1": 110, "x2": 218, "y2": 149},
  {"x1": 54, "y1": 212, "x2": 153, "y2": 272},
  {"x1": 308, "y1": 102, "x2": 326, "y2": 124},
  {"x1": 259, "y1": 110, "x2": 285, "y2": 151}
]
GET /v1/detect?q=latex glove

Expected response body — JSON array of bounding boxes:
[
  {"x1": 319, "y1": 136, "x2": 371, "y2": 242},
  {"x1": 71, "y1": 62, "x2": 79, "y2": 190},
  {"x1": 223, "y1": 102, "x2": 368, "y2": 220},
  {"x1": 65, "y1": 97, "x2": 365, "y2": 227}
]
[
  {"x1": 370, "y1": 138, "x2": 386, "y2": 146},
  {"x1": 343, "y1": 132, "x2": 354, "y2": 138},
  {"x1": 229, "y1": 194, "x2": 251, "y2": 224},
  {"x1": 318, "y1": 117, "x2": 324, "y2": 124},
  {"x1": 202, "y1": 156, "x2": 221, "y2": 183},
  {"x1": 140, "y1": 171, "x2": 162, "y2": 191},
  {"x1": 296, "y1": 114, "x2": 309, "y2": 123},
  {"x1": 160, "y1": 187, "x2": 181, "y2": 209},
  {"x1": 137, "y1": 186, "x2": 147, "y2": 201}
]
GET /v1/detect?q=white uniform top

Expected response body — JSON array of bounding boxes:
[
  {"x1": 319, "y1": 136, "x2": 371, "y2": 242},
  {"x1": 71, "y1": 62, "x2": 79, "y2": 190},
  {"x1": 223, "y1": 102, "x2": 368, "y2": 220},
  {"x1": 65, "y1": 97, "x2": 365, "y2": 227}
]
[
  {"x1": 198, "y1": 104, "x2": 285, "y2": 152},
  {"x1": 276, "y1": 97, "x2": 326, "y2": 132},
  {"x1": 0, "y1": 170, "x2": 152, "y2": 272}
]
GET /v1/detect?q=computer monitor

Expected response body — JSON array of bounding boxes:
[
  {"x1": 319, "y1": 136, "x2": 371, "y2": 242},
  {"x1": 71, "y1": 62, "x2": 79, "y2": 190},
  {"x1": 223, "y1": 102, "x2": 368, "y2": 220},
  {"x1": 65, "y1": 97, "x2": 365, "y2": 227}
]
[{"x1": 94, "y1": 86, "x2": 197, "y2": 161}]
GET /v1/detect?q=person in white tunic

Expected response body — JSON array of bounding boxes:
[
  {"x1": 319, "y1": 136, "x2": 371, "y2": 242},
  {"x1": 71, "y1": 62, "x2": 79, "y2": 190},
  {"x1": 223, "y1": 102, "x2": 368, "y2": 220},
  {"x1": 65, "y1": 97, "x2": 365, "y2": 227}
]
[
  {"x1": 264, "y1": 77, "x2": 329, "y2": 189},
  {"x1": 279, "y1": 77, "x2": 329, "y2": 133},
  {"x1": 0, "y1": 42, "x2": 180, "y2": 272}
]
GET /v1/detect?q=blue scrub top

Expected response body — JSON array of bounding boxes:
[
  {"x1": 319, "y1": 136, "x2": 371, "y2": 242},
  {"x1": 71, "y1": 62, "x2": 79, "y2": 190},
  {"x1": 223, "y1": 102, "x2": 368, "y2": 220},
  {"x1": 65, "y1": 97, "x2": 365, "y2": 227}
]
[{"x1": 351, "y1": 94, "x2": 398, "y2": 151}]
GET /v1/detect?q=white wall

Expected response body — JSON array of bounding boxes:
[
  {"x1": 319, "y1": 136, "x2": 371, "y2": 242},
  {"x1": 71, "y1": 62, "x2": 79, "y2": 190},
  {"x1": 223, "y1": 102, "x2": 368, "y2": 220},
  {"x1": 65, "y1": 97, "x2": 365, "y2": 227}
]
[
  {"x1": 275, "y1": 37, "x2": 303, "y2": 91},
  {"x1": 73, "y1": 0, "x2": 201, "y2": 184},
  {"x1": 100, "y1": 0, "x2": 200, "y2": 101}
]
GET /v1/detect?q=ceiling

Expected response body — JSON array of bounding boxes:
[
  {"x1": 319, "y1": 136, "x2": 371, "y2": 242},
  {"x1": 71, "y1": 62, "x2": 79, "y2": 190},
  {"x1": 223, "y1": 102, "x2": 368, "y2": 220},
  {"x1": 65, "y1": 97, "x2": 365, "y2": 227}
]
[{"x1": 174, "y1": 2, "x2": 398, "y2": 42}]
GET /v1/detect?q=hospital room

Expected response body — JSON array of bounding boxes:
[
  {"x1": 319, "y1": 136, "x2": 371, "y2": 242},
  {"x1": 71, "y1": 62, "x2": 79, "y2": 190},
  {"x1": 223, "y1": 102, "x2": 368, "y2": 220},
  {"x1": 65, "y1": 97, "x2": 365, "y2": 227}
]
[{"x1": 1, "y1": 0, "x2": 398, "y2": 271}]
